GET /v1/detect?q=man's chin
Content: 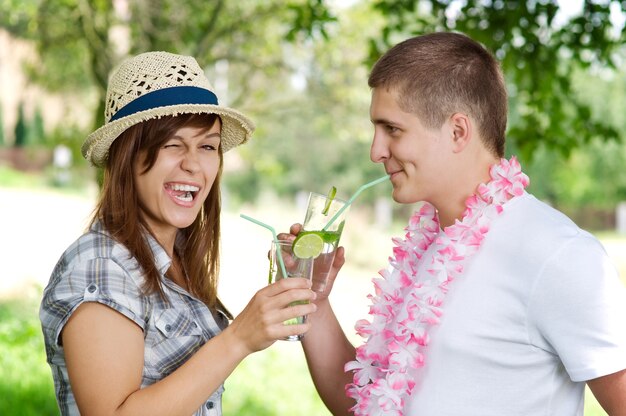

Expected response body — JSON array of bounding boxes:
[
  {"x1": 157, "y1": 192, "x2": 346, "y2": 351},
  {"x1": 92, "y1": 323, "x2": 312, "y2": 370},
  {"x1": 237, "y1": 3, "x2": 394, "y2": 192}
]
[{"x1": 391, "y1": 188, "x2": 420, "y2": 205}]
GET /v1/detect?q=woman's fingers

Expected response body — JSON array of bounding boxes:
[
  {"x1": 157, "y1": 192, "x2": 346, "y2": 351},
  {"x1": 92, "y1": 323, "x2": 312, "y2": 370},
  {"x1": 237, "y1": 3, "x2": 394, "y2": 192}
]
[
  {"x1": 229, "y1": 280, "x2": 317, "y2": 352},
  {"x1": 266, "y1": 301, "x2": 316, "y2": 340},
  {"x1": 262, "y1": 276, "x2": 312, "y2": 297},
  {"x1": 263, "y1": 321, "x2": 312, "y2": 342}
]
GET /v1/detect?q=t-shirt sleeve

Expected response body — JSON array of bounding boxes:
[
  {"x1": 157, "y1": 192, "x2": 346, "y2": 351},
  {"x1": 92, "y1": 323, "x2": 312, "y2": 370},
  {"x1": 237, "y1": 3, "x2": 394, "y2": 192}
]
[
  {"x1": 41, "y1": 256, "x2": 148, "y2": 346},
  {"x1": 528, "y1": 234, "x2": 626, "y2": 382}
]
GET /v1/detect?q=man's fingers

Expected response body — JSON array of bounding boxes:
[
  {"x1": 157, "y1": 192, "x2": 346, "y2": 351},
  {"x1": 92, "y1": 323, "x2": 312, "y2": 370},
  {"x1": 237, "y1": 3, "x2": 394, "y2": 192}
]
[
  {"x1": 289, "y1": 223, "x2": 303, "y2": 235},
  {"x1": 334, "y1": 246, "x2": 345, "y2": 267}
]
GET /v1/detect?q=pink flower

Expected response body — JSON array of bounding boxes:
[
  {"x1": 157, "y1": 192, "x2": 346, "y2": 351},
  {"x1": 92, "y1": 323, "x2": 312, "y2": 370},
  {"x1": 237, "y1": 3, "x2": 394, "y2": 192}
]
[{"x1": 388, "y1": 337, "x2": 425, "y2": 369}]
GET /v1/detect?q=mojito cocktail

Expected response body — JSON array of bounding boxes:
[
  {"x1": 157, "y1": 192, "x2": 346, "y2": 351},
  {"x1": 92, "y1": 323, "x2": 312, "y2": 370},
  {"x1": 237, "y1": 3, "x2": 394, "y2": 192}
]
[
  {"x1": 269, "y1": 240, "x2": 314, "y2": 341},
  {"x1": 301, "y1": 192, "x2": 349, "y2": 292}
]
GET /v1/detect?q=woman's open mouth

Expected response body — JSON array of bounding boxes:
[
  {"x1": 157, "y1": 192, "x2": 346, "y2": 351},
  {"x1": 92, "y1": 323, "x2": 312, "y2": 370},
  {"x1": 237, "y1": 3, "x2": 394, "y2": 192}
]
[{"x1": 165, "y1": 183, "x2": 200, "y2": 203}]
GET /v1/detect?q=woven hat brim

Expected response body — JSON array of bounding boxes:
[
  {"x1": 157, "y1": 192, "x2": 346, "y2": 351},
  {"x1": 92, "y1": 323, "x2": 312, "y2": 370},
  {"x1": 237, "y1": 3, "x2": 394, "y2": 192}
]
[{"x1": 82, "y1": 104, "x2": 255, "y2": 167}]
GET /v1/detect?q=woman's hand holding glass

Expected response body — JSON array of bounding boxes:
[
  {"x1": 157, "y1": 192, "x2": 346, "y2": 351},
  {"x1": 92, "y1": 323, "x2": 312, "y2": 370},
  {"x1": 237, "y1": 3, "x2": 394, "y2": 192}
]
[{"x1": 224, "y1": 275, "x2": 317, "y2": 354}]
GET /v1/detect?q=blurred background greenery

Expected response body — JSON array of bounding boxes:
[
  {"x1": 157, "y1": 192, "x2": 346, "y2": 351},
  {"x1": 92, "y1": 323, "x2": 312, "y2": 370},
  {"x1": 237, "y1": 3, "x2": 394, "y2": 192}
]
[{"x1": 1, "y1": 0, "x2": 626, "y2": 414}]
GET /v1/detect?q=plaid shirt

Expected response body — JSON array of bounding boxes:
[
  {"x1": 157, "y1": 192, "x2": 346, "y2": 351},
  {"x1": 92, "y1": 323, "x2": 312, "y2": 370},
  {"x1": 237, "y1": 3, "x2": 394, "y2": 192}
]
[{"x1": 40, "y1": 221, "x2": 228, "y2": 415}]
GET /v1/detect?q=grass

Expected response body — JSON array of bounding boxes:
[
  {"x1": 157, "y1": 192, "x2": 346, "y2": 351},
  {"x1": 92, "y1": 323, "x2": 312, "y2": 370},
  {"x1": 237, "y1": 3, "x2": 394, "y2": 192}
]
[
  {"x1": 223, "y1": 346, "x2": 330, "y2": 415},
  {"x1": 0, "y1": 298, "x2": 58, "y2": 415},
  {"x1": 0, "y1": 164, "x2": 94, "y2": 197},
  {"x1": 0, "y1": 165, "x2": 48, "y2": 188}
]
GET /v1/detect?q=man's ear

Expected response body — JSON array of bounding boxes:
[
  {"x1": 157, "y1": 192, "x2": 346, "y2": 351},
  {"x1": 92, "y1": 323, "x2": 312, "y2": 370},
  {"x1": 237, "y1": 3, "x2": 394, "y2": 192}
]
[{"x1": 449, "y1": 112, "x2": 472, "y2": 153}]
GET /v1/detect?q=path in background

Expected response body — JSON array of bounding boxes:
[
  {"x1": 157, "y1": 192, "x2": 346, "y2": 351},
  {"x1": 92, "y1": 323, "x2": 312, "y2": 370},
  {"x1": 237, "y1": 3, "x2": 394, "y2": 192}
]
[
  {"x1": 0, "y1": 187, "x2": 95, "y2": 298},
  {"x1": 2, "y1": 186, "x2": 625, "y2": 340}
]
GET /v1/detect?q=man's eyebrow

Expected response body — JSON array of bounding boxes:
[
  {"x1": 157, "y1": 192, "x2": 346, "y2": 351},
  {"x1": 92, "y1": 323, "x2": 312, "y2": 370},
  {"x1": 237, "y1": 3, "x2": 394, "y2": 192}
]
[{"x1": 371, "y1": 117, "x2": 399, "y2": 125}]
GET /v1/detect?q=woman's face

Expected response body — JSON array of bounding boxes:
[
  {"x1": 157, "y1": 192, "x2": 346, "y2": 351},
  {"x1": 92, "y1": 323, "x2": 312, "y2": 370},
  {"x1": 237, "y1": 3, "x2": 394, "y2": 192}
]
[{"x1": 134, "y1": 120, "x2": 221, "y2": 245}]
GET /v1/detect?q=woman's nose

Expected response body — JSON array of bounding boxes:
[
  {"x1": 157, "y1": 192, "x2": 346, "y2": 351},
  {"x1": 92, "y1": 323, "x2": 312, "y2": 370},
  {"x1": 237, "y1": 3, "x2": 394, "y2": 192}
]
[{"x1": 180, "y1": 150, "x2": 200, "y2": 173}]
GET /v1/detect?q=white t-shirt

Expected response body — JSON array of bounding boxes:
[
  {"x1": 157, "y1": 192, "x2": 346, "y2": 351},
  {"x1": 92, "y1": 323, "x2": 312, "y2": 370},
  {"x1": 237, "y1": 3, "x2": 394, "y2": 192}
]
[{"x1": 404, "y1": 193, "x2": 626, "y2": 415}]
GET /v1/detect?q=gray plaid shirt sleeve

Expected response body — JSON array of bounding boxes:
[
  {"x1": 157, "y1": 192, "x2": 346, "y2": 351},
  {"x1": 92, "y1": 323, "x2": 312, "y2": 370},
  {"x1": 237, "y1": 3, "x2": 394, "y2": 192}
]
[{"x1": 41, "y1": 239, "x2": 147, "y2": 350}]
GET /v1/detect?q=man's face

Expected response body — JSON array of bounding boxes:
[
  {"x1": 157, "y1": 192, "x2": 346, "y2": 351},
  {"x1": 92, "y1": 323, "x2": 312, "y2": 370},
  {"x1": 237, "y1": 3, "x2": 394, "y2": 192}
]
[{"x1": 369, "y1": 87, "x2": 452, "y2": 204}]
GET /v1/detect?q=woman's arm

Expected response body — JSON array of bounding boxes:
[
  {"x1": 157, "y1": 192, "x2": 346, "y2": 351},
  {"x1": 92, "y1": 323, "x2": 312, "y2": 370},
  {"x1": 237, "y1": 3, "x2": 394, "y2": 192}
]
[{"x1": 62, "y1": 277, "x2": 316, "y2": 416}]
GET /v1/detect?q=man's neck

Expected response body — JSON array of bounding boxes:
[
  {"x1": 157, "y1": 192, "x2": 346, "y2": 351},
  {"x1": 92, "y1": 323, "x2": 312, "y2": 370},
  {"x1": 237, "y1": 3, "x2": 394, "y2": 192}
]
[{"x1": 436, "y1": 155, "x2": 500, "y2": 228}]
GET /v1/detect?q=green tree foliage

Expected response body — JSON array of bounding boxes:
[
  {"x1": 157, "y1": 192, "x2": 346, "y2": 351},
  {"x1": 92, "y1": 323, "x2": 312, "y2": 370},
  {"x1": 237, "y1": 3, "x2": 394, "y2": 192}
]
[
  {"x1": 368, "y1": 0, "x2": 625, "y2": 160},
  {"x1": 3, "y1": 0, "x2": 626, "y2": 217},
  {"x1": 27, "y1": 106, "x2": 44, "y2": 145},
  {"x1": 225, "y1": 3, "x2": 392, "y2": 203},
  {"x1": 1, "y1": 0, "x2": 337, "y2": 131},
  {"x1": 13, "y1": 103, "x2": 27, "y2": 148},
  {"x1": 0, "y1": 0, "x2": 38, "y2": 35},
  {"x1": 0, "y1": 105, "x2": 5, "y2": 146}
]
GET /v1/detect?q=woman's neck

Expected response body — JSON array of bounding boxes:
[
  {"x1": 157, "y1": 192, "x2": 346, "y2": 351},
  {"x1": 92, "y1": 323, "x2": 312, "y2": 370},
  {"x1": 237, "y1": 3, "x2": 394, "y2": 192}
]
[{"x1": 167, "y1": 250, "x2": 188, "y2": 291}]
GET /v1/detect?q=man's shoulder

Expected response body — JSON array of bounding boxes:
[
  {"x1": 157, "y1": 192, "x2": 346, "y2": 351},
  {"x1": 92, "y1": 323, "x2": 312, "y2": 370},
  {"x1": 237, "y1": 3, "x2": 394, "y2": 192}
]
[
  {"x1": 489, "y1": 192, "x2": 605, "y2": 264},
  {"x1": 502, "y1": 192, "x2": 590, "y2": 239}
]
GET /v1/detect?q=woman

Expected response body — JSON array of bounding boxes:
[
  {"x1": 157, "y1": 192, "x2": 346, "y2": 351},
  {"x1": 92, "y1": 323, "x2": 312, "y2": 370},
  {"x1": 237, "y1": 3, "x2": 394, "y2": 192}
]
[{"x1": 39, "y1": 51, "x2": 316, "y2": 415}]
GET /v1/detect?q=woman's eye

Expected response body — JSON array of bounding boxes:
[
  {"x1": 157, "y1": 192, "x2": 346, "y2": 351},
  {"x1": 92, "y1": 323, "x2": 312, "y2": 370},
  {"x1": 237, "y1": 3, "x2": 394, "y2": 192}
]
[
  {"x1": 163, "y1": 143, "x2": 180, "y2": 149},
  {"x1": 202, "y1": 144, "x2": 217, "y2": 151}
]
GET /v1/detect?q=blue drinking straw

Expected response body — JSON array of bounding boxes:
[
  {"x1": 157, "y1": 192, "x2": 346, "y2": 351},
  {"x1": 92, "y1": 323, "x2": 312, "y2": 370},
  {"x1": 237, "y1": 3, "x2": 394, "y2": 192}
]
[
  {"x1": 239, "y1": 214, "x2": 288, "y2": 281},
  {"x1": 322, "y1": 174, "x2": 390, "y2": 231}
]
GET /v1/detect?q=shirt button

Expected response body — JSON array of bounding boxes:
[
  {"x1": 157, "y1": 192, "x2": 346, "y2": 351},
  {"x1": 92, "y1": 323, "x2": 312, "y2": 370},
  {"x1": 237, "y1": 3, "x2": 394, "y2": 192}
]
[
  {"x1": 205, "y1": 402, "x2": 214, "y2": 409},
  {"x1": 164, "y1": 324, "x2": 172, "y2": 332},
  {"x1": 87, "y1": 284, "x2": 97, "y2": 293}
]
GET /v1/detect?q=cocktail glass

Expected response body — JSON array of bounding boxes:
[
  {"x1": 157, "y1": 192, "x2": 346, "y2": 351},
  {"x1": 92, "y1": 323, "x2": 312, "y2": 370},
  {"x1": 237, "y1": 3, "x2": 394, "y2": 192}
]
[
  {"x1": 302, "y1": 192, "x2": 349, "y2": 293},
  {"x1": 269, "y1": 240, "x2": 314, "y2": 341}
]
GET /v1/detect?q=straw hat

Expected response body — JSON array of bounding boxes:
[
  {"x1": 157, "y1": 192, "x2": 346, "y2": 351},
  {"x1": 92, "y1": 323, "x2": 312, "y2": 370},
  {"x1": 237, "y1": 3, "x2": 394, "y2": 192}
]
[{"x1": 81, "y1": 51, "x2": 255, "y2": 167}]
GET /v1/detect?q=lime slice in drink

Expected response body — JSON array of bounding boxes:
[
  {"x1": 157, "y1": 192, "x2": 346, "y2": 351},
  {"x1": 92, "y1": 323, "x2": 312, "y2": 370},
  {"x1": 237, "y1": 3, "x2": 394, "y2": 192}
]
[
  {"x1": 322, "y1": 186, "x2": 337, "y2": 215},
  {"x1": 292, "y1": 232, "x2": 324, "y2": 259}
]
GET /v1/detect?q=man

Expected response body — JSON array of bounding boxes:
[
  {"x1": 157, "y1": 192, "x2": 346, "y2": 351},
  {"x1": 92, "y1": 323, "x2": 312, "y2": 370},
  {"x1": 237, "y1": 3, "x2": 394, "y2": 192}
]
[{"x1": 291, "y1": 32, "x2": 626, "y2": 415}]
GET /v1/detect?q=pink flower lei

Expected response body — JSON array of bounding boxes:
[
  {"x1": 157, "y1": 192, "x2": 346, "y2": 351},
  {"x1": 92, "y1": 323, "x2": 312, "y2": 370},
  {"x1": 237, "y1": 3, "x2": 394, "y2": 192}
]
[{"x1": 344, "y1": 157, "x2": 529, "y2": 415}]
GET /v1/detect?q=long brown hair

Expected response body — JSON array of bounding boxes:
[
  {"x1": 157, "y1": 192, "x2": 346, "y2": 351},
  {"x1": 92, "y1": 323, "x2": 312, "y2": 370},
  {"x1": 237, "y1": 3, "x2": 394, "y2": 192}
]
[
  {"x1": 369, "y1": 32, "x2": 508, "y2": 157},
  {"x1": 91, "y1": 113, "x2": 224, "y2": 311}
]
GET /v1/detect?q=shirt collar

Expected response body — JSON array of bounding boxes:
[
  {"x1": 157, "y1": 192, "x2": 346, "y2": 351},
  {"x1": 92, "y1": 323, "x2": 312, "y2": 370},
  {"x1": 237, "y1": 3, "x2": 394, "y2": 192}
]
[
  {"x1": 146, "y1": 232, "x2": 172, "y2": 275},
  {"x1": 90, "y1": 220, "x2": 173, "y2": 275}
]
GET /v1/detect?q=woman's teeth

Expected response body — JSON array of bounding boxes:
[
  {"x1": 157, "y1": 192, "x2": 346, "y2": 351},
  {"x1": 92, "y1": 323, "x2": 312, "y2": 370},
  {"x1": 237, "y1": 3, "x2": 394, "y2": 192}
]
[
  {"x1": 167, "y1": 183, "x2": 199, "y2": 202},
  {"x1": 175, "y1": 192, "x2": 193, "y2": 202},
  {"x1": 170, "y1": 184, "x2": 200, "y2": 192}
]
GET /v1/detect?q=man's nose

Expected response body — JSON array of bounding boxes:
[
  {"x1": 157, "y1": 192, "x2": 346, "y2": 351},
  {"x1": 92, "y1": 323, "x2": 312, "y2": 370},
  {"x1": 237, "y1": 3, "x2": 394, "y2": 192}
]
[{"x1": 370, "y1": 131, "x2": 390, "y2": 163}]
